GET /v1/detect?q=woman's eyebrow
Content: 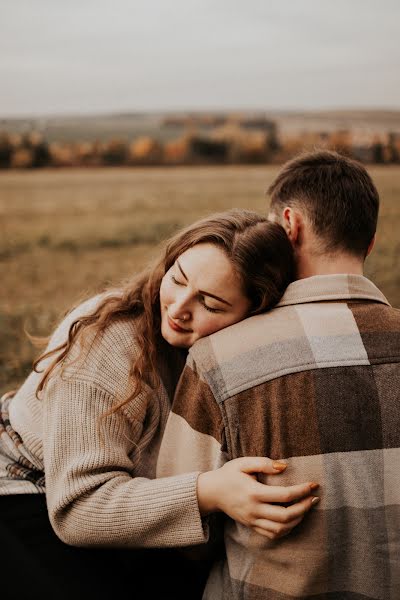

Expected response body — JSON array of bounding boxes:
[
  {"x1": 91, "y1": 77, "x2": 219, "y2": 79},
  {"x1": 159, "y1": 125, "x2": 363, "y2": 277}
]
[
  {"x1": 176, "y1": 259, "x2": 188, "y2": 281},
  {"x1": 176, "y1": 260, "x2": 232, "y2": 307},
  {"x1": 199, "y1": 290, "x2": 232, "y2": 306}
]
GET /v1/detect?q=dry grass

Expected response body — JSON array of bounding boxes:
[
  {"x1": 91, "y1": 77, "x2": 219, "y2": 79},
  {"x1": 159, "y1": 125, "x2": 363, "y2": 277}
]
[{"x1": 1, "y1": 165, "x2": 399, "y2": 394}]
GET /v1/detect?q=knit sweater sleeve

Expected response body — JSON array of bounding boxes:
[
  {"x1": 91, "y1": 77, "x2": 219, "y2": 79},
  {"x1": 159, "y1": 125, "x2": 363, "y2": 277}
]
[{"x1": 41, "y1": 319, "x2": 208, "y2": 549}]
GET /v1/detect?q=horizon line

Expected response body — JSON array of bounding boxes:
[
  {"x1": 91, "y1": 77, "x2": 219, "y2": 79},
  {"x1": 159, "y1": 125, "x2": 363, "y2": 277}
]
[{"x1": 1, "y1": 105, "x2": 400, "y2": 122}]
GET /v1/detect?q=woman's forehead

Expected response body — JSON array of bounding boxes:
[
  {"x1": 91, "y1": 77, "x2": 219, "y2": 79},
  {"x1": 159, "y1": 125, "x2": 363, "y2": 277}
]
[{"x1": 177, "y1": 244, "x2": 244, "y2": 298}]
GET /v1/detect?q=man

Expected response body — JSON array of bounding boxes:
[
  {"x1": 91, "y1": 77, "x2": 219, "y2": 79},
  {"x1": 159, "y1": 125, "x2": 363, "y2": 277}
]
[{"x1": 157, "y1": 150, "x2": 400, "y2": 599}]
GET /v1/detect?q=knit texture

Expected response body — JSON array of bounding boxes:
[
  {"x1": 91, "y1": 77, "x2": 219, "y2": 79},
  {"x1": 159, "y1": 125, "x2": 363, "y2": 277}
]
[{"x1": 0, "y1": 295, "x2": 207, "y2": 548}]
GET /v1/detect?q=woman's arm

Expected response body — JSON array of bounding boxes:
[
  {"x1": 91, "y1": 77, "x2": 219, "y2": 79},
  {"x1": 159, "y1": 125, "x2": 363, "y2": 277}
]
[
  {"x1": 43, "y1": 376, "x2": 208, "y2": 549},
  {"x1": 42, "y1": 316, "x2": 318, "y2": 549},
  {"x1": 43, "y1": 375, "x2": 317, "y2": 549}
]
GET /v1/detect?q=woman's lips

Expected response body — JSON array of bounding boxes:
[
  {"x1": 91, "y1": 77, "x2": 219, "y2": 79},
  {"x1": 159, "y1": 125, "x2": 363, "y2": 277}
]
[{"x1": 167, "y1": 315, "x2": 190, "y2": 333}]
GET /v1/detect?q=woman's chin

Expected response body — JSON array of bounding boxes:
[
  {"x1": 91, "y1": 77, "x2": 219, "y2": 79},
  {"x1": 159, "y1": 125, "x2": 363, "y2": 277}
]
[{"x1": 161, "y1": 328, "x2": 192, "y2": 349}]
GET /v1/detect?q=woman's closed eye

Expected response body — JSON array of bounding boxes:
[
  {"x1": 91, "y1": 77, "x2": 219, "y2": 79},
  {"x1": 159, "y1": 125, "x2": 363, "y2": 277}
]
[
  {"x1": 199, "y1": 296, "x2": 224, "y2": 313},
  {"x1": 170, "y1": 272, "x2": 225, "y2": 313},
  {"x1": 171, "y1": 274, "x2": 185, "y2": 286}
]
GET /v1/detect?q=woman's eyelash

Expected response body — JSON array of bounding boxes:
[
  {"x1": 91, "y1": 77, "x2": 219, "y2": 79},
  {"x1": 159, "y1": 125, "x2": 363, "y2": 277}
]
[
  {"x1": 170, "y1": 274, "x2": 222, "y2": 313},
  {"x1": 199, "y1": 296, "x2": 222, "y2": 313},
  {"x1": 202, "y1": 304, "x2": 221, "y2": 314},
  {"x1": 171, "y1": 274, "x2": 184, "y2": 285}
]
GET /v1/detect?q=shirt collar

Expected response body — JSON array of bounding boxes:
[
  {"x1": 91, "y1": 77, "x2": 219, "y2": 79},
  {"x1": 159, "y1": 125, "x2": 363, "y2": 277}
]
[{"x1": 277, "y1": 274, "x2": 390, "y2": 308}]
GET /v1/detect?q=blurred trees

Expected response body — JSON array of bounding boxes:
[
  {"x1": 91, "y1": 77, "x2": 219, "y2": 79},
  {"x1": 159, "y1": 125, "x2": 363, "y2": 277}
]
[{"x1": 1, "y1": 116, "x2": 399, "y2": 169}]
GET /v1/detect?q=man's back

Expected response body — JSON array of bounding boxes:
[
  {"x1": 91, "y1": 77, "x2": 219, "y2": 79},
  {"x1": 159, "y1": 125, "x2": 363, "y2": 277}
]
[{"x1": 158, "y1": 275, "x2": 400, "y2": 599}]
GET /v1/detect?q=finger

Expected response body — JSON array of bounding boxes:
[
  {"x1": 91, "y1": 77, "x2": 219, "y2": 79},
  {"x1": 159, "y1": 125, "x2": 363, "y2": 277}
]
[
  {"x1": 253, "y1": 527, "x2": 277, "y2": 539},
  {"x1": 254, "y1": 481, "x2": 318, "y2": 504},
  {"x1": 235, "y1": 456, "x2": 288, "y2": 475},
  {"x1": 252, "y1": 494, "x2": 319, "y2": 523},
  {"x1": 253, "y1": 515, "x2": 304, "y2": 539}
]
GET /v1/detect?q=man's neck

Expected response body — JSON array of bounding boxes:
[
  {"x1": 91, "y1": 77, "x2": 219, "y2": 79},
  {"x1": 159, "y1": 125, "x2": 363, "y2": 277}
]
[{"x1": 296, "y1": 252, "x2": 365, "y2": 280}]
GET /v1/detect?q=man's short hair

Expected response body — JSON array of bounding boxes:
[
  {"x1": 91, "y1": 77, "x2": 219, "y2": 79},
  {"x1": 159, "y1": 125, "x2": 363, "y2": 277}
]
[{"x1": 268, "y1": 150, "x2": 379, "y2": 257}]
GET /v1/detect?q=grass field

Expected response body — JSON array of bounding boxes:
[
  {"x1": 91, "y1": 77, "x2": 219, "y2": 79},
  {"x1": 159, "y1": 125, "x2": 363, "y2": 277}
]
[{"x1": 1, "y1": 165, "x2": 399, "y2": 394}]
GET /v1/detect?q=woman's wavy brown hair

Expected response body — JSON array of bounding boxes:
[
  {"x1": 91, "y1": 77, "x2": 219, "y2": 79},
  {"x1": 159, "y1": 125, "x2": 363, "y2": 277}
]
[{"x1": 34, "y1": 209, "x2": 295, "y2": 415}]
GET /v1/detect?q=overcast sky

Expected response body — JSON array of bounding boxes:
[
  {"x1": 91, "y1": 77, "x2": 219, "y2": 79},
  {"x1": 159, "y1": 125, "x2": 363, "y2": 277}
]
[{"x1": 1, "y1": 0, "x2": 399, "y2": 117}]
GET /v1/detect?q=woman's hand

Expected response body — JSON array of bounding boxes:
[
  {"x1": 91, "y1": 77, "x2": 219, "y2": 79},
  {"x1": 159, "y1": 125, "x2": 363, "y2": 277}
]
[{"x1": 197, "y1": 457, "x2": 319, "y2": 540}]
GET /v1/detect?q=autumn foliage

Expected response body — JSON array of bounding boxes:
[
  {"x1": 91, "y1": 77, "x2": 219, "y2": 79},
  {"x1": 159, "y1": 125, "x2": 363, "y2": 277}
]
[{"x1": 0, "y1": 115, "x2": 399, "y2": 169}]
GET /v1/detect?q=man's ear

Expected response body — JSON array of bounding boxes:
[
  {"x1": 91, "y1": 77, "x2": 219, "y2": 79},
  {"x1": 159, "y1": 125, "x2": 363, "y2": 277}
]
[
  {"x1": 366, "y1": 234, "x2": 376, "y2": 257},
  {"x1": 282, "y1": 207, "x2": 301, "y2": 245}
]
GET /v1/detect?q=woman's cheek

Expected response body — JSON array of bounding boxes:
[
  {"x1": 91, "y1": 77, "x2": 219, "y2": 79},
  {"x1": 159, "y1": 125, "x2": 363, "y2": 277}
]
[
  {"x1": 159, "y1": 276, "x2": 173, "y2": 306},
  {"x1": 197, "y1": 314, "x2": 226, "y2": 338}
]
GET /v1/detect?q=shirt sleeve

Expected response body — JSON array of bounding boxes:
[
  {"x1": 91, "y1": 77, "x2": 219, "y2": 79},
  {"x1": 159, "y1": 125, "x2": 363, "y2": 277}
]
[
  {"x1": 42, "y1": 375, "x2": 209, "y2": 548},
  {"x1": 156, "y1": 356, "x2": 229, "y2": 479}
]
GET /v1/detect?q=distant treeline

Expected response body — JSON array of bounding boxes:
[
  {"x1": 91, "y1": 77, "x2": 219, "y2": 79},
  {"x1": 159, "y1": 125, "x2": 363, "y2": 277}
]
[{"x1": 0, "y1": 117, "x2": 399, "y2": 168}]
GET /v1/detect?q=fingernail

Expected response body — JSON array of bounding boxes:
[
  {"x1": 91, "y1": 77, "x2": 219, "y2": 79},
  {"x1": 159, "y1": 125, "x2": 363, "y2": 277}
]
[
  {"x1": 272, "y1": 461, "x2": 287, "y2": 472},
  {"x1": 311, "y1": 496, "x2": 320, "y2": 506},
  {"x1": 309, "y1": 482, "x2": 319, "y2": 491}
]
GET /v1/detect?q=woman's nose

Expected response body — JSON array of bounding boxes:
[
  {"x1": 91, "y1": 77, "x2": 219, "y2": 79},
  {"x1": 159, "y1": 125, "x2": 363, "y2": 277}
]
[
  {"x1": 174, "y1": 310, "x2": 191, "y2": 323},
  {"x1": 169, "y1": 296, "x2": 192, "y2": 322},
  {"x1": 170, "y1": 305, "x2": 191, "y2": 321}
]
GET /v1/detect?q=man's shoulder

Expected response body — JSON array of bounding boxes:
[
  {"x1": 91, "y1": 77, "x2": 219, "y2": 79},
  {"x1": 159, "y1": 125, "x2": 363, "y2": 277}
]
[
  {"x1": 189, "y1": 308, "x2": 279, "y2": 363},
  {"x1": 189, "y1": 298, "x2": 400, "y2": 404},
  {"x1": 188, "y1": 305, "x2": 298, "y2": 402},
  {"x1": 189, "y1": 300, "x2": 313, "y2": 369}
]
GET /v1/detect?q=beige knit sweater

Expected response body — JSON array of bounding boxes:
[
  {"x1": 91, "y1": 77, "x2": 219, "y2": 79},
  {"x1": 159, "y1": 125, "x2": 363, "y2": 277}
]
[{"x1": 0, "y1": 295, "x2": 208, "y2": 548}]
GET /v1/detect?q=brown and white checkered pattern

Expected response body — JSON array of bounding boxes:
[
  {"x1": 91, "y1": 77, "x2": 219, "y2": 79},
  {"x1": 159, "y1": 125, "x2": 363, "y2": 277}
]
[{"x1": 157, "y1": 275, "x2": 400, "y2": 600}]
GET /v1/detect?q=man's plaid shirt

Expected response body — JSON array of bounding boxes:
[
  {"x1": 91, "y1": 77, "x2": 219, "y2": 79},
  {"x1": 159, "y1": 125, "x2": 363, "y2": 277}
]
[{"x1": 158, "y1": 274, "x2": 400, "y2": 600}]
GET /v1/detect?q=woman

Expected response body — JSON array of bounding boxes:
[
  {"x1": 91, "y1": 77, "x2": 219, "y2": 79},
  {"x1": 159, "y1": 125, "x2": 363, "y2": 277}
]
[{"x1": 0, "y1": 209, "x2": 318, "y2": 599}]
